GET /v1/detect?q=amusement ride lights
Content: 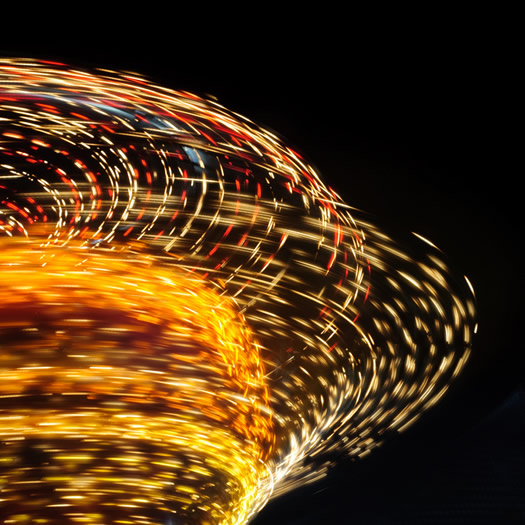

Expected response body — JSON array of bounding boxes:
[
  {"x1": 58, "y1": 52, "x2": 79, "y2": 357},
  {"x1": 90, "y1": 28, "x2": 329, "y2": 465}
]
[{"x1": 0, "y1": 58, "x2": 477, "y2": 524}]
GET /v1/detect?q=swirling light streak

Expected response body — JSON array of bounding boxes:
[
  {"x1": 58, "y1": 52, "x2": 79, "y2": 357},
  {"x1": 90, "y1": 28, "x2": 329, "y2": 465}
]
[{"x1": 0, "y1": 58, "x2": 477, "y2": 524}]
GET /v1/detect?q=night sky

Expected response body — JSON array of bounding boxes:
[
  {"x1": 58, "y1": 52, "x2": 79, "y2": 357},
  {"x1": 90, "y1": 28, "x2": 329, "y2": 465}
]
[{"x1": 1, "y1": 21, "x2": 522, "y2": 523}]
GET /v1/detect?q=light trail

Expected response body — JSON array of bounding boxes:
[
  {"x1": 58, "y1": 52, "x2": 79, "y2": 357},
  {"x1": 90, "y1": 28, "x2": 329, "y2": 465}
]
[{"x1": 0, "y1": 58, "x2": 477, "y2": 524}]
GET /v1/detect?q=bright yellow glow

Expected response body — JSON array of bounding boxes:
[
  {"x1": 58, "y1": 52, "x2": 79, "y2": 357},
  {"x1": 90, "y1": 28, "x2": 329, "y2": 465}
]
[{"x1": 0, "y1": 238, "x2": 273, "y2": 524}]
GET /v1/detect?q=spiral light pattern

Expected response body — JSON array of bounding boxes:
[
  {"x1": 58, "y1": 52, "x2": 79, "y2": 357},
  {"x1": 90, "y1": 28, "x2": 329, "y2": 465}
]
[{"x1": 0, "y1": 58, "x2": 477, "y2": 524}]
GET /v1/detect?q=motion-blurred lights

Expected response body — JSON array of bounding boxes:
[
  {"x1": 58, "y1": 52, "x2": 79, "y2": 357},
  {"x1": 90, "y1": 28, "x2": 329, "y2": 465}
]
[{"x1": 0, "y1": 58, "x2": 477, "y2": 524}]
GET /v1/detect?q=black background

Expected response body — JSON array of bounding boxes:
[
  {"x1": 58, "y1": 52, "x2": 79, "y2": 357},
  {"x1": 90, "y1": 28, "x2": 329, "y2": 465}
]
[{"x1": 1, "y1": 16, "x2": 522, "y2": 523}]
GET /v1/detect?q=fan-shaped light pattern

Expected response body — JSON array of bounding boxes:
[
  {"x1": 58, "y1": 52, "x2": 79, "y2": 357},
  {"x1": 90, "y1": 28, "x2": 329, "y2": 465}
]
[{"x1": 0, "y1": 58, "x2": 477, "y2": 524}]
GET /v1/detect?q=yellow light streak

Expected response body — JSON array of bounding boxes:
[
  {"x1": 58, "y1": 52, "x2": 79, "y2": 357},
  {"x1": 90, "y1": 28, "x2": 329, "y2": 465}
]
[{"x1": 0, "y1": 58, "x2": 477, "y2": 524}]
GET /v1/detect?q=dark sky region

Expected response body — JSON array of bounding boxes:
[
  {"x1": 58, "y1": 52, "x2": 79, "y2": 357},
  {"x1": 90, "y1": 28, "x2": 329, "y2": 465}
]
[{"x1": 1, "y1": 23, "x2": 522, "y2": 524}]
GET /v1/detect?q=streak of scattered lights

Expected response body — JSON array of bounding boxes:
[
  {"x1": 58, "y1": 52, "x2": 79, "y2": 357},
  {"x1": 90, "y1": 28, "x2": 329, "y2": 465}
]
[{"x1": 0, "y1": 58, "x2": 476, "y2": 524}]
